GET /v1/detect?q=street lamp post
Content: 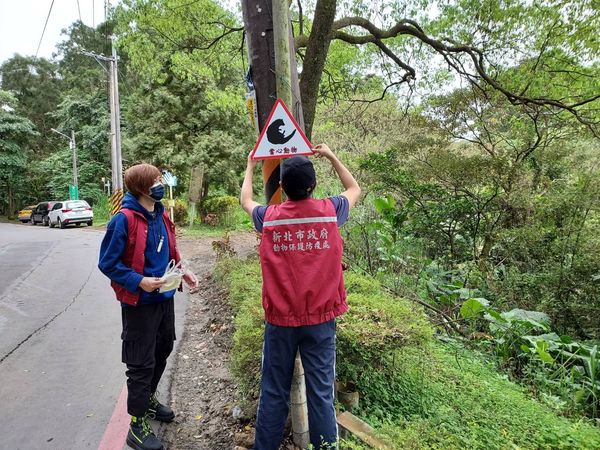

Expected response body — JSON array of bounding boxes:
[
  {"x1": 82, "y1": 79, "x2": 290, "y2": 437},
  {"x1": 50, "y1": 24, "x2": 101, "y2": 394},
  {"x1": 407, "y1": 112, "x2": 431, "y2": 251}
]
[{"x1": 51, "y1": 128, "x2": 78, "y2": 199}]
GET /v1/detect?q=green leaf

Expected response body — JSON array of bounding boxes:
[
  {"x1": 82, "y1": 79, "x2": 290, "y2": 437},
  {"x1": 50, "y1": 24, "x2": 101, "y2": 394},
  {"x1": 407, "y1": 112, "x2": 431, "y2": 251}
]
[
  {"x1": 373, "y1": 196, "x2": 395, "y2": 214},
  {"x1": 520, "y1": 344, "x2": 532, "y2": 353},
  {"x1": 460, "y1": 298, "x2": 489, "y2": 319},
  {"x1": 535, "y1": 341, "x2": 555, "y2": 364},
  {"x1": 485, "y1": 309, "x2": 506, "y2": 322},
  {"x1": 501, "y1": 309, "x2": 551, "y2": 330}
]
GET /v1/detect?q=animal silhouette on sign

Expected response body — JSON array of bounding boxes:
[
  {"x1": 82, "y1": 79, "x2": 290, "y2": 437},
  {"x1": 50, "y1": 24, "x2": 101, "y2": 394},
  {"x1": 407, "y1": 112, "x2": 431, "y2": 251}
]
[{"x1": 266, "y1": 119, "x2": 296, "y2": 145}]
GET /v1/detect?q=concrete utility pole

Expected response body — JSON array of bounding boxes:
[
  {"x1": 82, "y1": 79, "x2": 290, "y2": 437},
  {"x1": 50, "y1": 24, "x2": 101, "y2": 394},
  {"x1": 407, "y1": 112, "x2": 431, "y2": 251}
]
[
  {"x1": 242, "y1": 0, "x2": 310, "y2": 447},
  {"x1": 188, "y1": 166, "x2": 204, "y2": 228},
  {"x1": 108, "y1": 35, "x2": 124, "y2": 215},
  {"x1": 273, "y1": 0, "x2": 292, "y2": 108},
  {"x1": 272, "y1": 1, "x2": 310, "y2": 447},
  {"x1": 80, "y1": 32, "x2": 124, "y2": 216}
]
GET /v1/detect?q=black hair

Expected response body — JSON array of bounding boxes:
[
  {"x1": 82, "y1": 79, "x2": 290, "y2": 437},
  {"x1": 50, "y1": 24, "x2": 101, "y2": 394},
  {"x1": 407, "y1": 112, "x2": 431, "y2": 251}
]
[
  {"x1": 281, "y1": 156, "x2": 317, "y2": 201},
  {"x1": 283, "y1": 182, "x2": 316, "y2": 201}
]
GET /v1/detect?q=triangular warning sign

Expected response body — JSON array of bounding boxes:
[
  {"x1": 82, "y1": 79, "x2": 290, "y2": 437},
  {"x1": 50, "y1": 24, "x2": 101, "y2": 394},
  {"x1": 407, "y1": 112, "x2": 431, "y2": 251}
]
[{"x1": 250, "y1": 98, "x2": 313, "y2": 160}]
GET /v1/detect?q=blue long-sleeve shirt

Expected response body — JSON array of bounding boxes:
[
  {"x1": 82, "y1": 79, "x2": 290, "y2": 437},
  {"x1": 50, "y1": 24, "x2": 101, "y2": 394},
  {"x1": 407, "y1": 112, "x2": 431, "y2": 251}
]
[{"x1": 98, "y1": 192, "x2": 174, "y2": 305}]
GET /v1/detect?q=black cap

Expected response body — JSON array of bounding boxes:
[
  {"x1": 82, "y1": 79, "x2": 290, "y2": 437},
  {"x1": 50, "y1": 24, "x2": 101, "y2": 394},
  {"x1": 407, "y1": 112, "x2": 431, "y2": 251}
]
[{"x1": 281, "y1": 156, "x2": 316, "y2": 200}]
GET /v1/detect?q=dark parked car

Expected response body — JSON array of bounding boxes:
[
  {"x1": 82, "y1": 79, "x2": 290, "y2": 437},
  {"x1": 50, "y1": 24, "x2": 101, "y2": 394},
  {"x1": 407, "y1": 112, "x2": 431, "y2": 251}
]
[{"x1": 30, "y1": 201, "x2": 55, "y2": 226}]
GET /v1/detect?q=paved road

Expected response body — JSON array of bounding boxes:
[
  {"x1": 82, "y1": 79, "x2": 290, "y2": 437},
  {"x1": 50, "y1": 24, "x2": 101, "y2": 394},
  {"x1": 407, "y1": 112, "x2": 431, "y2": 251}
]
[{"x1": 0, "y1": 222, "x2": 186, "y2": 450}]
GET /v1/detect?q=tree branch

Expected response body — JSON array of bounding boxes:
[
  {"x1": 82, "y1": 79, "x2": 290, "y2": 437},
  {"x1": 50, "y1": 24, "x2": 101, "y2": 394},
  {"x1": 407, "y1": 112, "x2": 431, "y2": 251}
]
[
  {"x1": 329, "y1": 16, "x2": 600, "y2": 137},
  {"x1": 297, "y1": 0, "x2": 304, "y2": 36},
  {"x1": 371, "y1": 39, "x2": 415, "y2": 81},
  {"x1": 295, "y1": 33, "x2": 308, "y2": 49},
  {"x1": 345, "y1": 81, "x2": 405, "y2": 104}
]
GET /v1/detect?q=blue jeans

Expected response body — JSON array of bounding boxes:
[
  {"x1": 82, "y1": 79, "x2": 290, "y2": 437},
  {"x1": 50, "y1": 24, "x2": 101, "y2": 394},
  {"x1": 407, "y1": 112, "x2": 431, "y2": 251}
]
[{"x1": 254, "y1": 319, "x2": 337, "y2": 450}]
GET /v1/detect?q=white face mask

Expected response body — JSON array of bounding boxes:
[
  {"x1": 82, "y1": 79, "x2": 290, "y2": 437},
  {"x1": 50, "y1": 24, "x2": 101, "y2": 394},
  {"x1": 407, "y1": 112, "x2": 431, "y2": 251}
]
[{"x1": 159, "y1": 259, "x2": 185, "y2": 293}]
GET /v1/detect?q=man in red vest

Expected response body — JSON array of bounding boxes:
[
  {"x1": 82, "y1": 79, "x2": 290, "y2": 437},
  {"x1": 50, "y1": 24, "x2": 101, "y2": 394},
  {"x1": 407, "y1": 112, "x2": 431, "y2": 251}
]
[
  {"x1": 240, "y1": 144, "x2": 361, "y2": 450},
  {"x1": 99, "y1": 163, "x2": 198, "y2": 450}
]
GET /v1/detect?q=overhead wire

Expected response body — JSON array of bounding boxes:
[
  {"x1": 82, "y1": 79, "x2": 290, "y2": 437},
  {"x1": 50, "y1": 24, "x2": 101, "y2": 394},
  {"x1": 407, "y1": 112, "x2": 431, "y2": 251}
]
[{"x1": 35, "y1": 0, "x2": 56, "y2": 57}]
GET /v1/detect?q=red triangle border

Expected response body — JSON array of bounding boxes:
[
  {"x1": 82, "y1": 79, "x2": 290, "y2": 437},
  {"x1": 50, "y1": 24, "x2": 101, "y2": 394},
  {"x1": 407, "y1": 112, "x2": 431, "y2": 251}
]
[{"x1": 249, "y1": 98, "x2": 313, "y2": 160}]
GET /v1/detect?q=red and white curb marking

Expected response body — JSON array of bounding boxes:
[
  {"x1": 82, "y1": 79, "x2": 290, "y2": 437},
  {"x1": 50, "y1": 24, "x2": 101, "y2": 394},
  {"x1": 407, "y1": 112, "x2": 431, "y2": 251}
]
[{"x1": 97, "y1": 384, "x2": 129, "y2": 450}]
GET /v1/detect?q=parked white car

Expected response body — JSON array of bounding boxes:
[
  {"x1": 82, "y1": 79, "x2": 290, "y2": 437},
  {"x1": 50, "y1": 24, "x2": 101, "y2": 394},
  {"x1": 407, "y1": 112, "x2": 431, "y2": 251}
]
[{"x1": 48, "y1": 200, "x2": 94, "y2": 228}]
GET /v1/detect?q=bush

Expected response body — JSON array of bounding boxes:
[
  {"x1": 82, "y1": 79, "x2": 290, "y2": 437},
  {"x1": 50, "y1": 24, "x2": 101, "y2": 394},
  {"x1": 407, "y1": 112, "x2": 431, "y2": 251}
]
[
  {"x1": 344, "y1": 272, "x2": 382, "y2": 296},
  {"x1": 215, "y1": 260, "x2": 432, "y2": 416},
  {"x1": 337, "y1": 273, "x2": 432, "y2": 387},
  {"x1": 458, "y1": 297, "x2": 600, "y2": 419},
  {"x1": 492, "y1": 223, "x2": 600, "y2": 338},
  {"x1": 202, "y1": 195, "x2": 238, "y2": 227},
  {"x1": 173, "y1": 199, "x2": 188, "y2": 226},
  {"x1": 368, "y1": 344, "x2": 600, "y2": 449},
  {"x1": 92, "y1": 196, "x2": 110, "y2": 225}
]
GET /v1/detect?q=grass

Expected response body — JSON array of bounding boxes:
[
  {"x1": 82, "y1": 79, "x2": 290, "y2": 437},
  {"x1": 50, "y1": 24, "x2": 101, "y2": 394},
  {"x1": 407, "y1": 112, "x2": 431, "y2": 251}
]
[
  {"x1": 215, "y1": 257, "x2": 600, "y2": 449},
  {"x1": 355, "y1": 343, "x2": 600, "y2": 449},
  {"x1": 91, "y1": 196, "x2": 110, "y2": 227},
  {"x1": 90, "y1": 195, "x2": 251, "y2": 235},
  {"x1": 214, "y1": 257, "x2": 265, "y2": 410},
  {"x1": 180, "y1": 223, "x2": 239, "y2": 238},
  {"x1": 180, "y1": 206, "x2": 253, "y2": 238}
]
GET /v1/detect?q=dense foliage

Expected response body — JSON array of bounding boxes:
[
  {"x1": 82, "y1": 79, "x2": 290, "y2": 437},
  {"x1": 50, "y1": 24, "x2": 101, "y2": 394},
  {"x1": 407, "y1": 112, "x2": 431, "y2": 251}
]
[
  {"x1": 0, "y1": 2, "x2": 253, "y2": 216},
  {"x1": 0, "y1": 90, "x2": 38, "y2": 213},
  {"x1": 315, "y1": 95, "x2": 600, "y2": 418},
  {"x1": 216, "y1": 256, "x2": 600, "y2": 448}
]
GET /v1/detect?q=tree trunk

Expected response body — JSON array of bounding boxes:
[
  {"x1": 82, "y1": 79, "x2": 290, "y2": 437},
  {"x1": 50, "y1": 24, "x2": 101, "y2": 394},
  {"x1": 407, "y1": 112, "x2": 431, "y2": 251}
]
[
  {"x1": 299, "y1": 0, "x2": 337, "y2": 139},
  {"x1": 7, "y1": 183, "x2": 15, "y2": 217},
  {"x1": 201, "y1": 178, "x2": 209, "y2": 203},
  {"x1": 478, "y1": 234, "x2": 495, "y2": 273},
  {"x1": 188, "y1": 165, "x2": 204, "y2": 227}
]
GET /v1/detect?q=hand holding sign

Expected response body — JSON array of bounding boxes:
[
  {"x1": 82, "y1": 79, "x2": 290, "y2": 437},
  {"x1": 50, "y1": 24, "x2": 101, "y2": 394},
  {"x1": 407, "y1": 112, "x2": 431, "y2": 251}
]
[
  {"x1": 311, "y1": 143, "x2": 335, "y2": 160},
  {"x1": 248, "y1": 150, "x2": 258, "y2": 168}
]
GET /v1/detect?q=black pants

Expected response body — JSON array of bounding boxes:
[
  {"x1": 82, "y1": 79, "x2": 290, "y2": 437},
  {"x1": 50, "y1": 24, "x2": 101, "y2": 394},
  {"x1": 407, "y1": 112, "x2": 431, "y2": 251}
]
[{"x1": 121, "y1": 298, "x2": 176, "y2": 417}]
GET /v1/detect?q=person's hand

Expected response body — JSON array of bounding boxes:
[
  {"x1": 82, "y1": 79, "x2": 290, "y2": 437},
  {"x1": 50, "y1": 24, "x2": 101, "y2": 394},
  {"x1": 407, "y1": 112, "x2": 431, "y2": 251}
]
[
  {"x1": 183, "y1": 270, "x2": 200, "y2": 293},
  {"x1": 247, "y1": 152, "x2": 258, "y2": 170},
  {"x1": 312, "y1": 143, "x2": 335, "y2": 160},
  {"x1": 139, "y1": 277, "x2": 166, "y2": 293}
]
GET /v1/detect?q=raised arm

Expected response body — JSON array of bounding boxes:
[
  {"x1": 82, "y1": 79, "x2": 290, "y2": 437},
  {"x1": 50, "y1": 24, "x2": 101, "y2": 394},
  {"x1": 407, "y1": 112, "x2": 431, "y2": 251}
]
[
  {"x1": 240, "y1": 152, "x2": 261, "y2": 215},
  {"x1": 312, "y1": 143, "x2": 361, "y2": 208}
]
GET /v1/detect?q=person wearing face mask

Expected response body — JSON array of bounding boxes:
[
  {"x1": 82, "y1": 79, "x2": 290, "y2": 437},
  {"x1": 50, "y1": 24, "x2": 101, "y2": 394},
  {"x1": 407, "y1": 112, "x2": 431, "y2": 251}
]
[{"x1": 98, "y1": 163, "x2": 199, "y2": 450}]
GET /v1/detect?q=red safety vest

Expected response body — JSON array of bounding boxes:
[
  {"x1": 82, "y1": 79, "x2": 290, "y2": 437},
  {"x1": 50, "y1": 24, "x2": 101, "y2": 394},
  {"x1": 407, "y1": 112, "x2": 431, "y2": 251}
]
[
  {"x1": 110, "y1": 208, "x2": 180, "y2": 306},
  {"x1": 259, "y1": 198, "x2": 348, "y2": 326}
]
